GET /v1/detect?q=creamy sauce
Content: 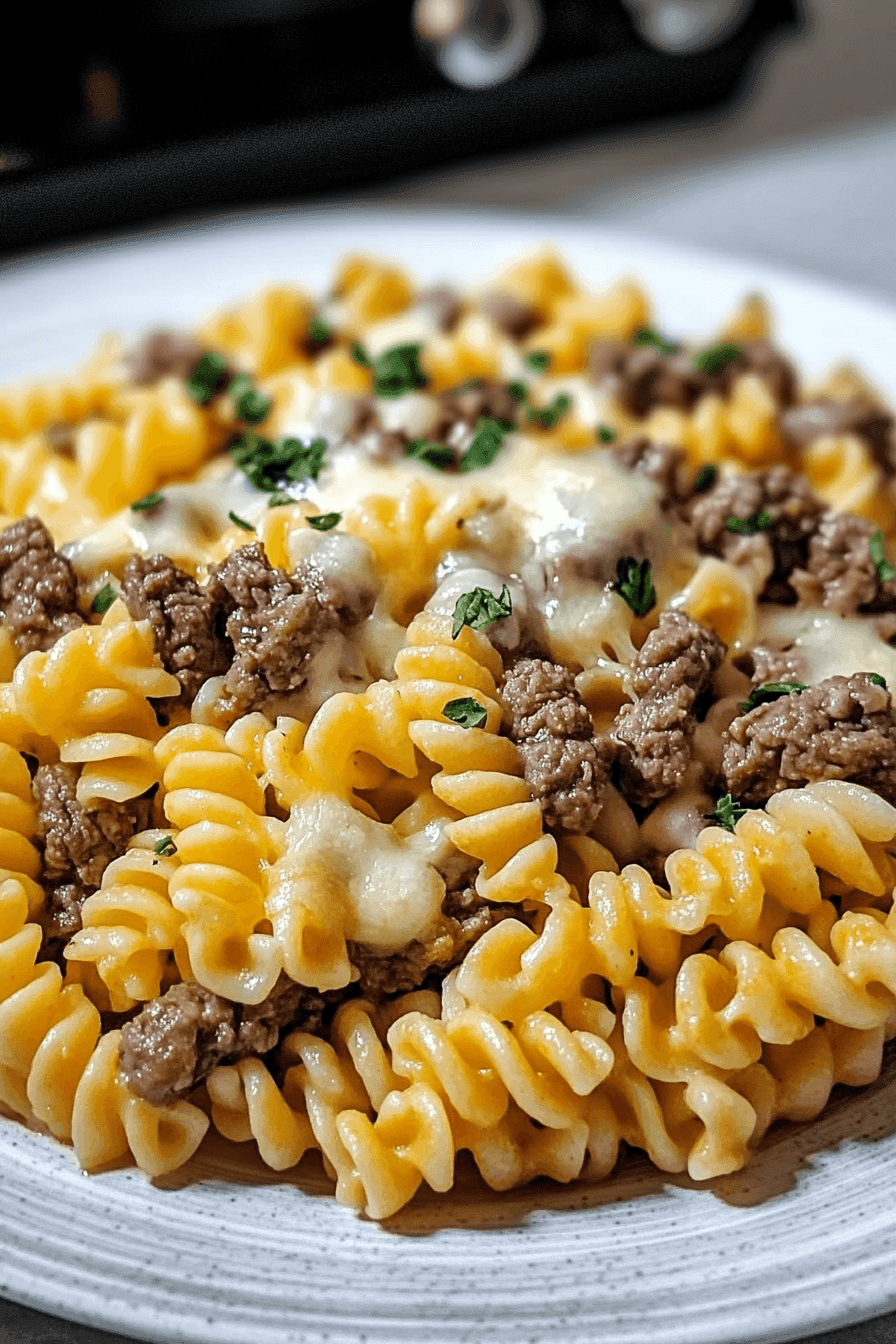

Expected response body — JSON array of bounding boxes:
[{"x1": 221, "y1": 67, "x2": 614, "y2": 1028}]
[{"x1": 755, "y1": 607, "x2": 896, "y2": 686}]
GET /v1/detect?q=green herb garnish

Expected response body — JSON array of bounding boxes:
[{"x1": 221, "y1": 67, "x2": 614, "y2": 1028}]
[
  {"x1": 228, "y1": 510, "x2": 254, "y2": 531},
  {"x1": 460, "y1": 417, "x2": 509, "y2": 472},
  {"x1": 524, "y1": 351, "x2": 551, "y2": 372},
  {"x1": 707, "y1": 794, "x2": 747, "y2": 833},
  {"x1": 448, "y1": 377, "x2": 485, "y2": 395},
  {"x1": 451, "y1": 585, "x2": 513, "y2": 639},
  {"x1": 597, "y1": 425, "x2": 616, "y2": 443},
  {"x1": 373, "y1": 343, "x2": 428, "y2": 398},
  {"x1": 307, "y1": 512, "x2": 342, "y2": 531},
  {"x1": 91, "y1": 583, "x2": 116, "y2": 615},
  {"x1": 230, "y1": 432, "x2": 327, "y2": 492},
  {"x1": 186, "y1": 351, "x2": 228, "y2": 405},
  {"x1": 350, "y1": 341, "x2": 372, "y2": 368},
  {"x1": 725, "y1": 510, "x2": 772, "y2": 535},
  {"x1": 741, "y1": 681, "x2": 807, "y2": 714},
  {"x1": 870, "y1": 530, "x2": 896, "y2": 583},
  {"x1": 694, "y1": 342, "x2": 742, "y2": 375},
  {"x1": 613, "y1": 556, "x2": 656, "y2": 618},
  {"x1": 507, "y1": 380, "x2": 529, "y2": 404},
  {"x1": 307, "y1": 315, "x2": 332, "y2": 346},
  {"x1": 868, "y1": 672, "x2": 888, "y2": 688},
  {"x1": 268, "y1": 491, "x2": 295, "y2": 507},
  {"x1": 406, "y1": 438, "x2": 455, "y2": 470},
  {"x1": 631, "y1": 327, "x2": 678, "y2": 356},
  {"x1": 131, "y1": 491, "x2": 165, "y2": 513},
  {"x1": 693, "y1": 464, "x2": 718, "y2": 494},
  {"x1": 442, "y1": 697, "x2": 488, "y2": 730},
  {"x1": 227, "y1": 374, "x2": 272, "y2": 426},
  {"x1": 527, "y1": 393, "x2": 572, "y2": 430},
  {"x1": 153, "y1": 835, "x2": 178, "y2": 857}
]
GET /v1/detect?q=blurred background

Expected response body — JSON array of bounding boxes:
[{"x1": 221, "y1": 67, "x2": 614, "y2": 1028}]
[{"x1": 1, "y1": 0, "x2": 895, "y2": 300}]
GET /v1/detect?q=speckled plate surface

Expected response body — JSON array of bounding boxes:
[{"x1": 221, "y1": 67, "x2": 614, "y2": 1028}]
[{"x1": 2, "y1": 212, "x2": 896, "y2": 1344}]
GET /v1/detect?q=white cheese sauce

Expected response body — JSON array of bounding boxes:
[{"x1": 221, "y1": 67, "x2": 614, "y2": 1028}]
[{"x1": 755, "y1": 607, "x2": 896, "y2": 686}]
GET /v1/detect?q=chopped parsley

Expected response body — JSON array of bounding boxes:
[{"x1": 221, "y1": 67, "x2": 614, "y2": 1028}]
[
  {"x1": 693, "y1": 464, "x2": 718, "y2": 494},
  {"x1": 230, "y1": 432, "x2": 327, "y2": 492},
  {"x1": 130, "y1": 491, "x2": 165, "y2": 513},
  {"x1": 186, "y1": 351, "x2": 228, "y2": 405},
  {"x1": 694, "y1": 341, "x2": 742, "y2": 375},
  {"x1": 307, "y1": 512, "x2": 342, "y2": 531},
  {"x1": 741, "y1": 681, "x2": 807, "y2": 713},
  {"x1": 613, "y1": 556, "x2": 656, "y2": 618},
  {"x1": 448, "y1": 377, "x2": 485, "y2": 395},
  {"x1": 725, "y1": 509, "x2": 772, "y2": 535},
  {"x1": 153, "y1": 835, "x2": 178, "y2": 857},
  {"x1": 631, "y1": 327, "x2": 678, "y2": 356},
  {"x1": 268, "y1": 491, "x2": 295, "y2": 507},
  {"x1": 459, "y1": 416, "x2": 509, "y2": 472},
  {"x1": 869, "y1": 672, "x2": 888, "y2": 688},
  {"x1": 228, "y1": 510, "x2": 254, "y2": 531},
  {"x1": 597, "y1": 425, "x2": 616, "y2": 443},
  {"x1": 524, "y1": 351, "x2": 551, "y2": 372},
  {"x1": 707, "y1": 794, "x2": 747, "y2": 833},
  {"x1": 351, "y1": 342, "x2": 428, "y2": 398},
  {"x1": 526, "y1": 392, "x2": 572, "y2": 430},
  {"x1": 507, "y1": 380, "x2": 529, "y2": 404},
  {"x1": 442, "y1": 696, "x2": 488, "y2": 730},
  {"x1": 870, "y1": 530, "x2": 896, "y2": 583},
  {"x1": 406, "y1": 438, "x2": 455, "y2": 470},
  {"x1": 227, "y1": 374, "x2": 272, "y2": 426},
  {"x1": 91, "y1": 582, "x2": 117, "y2": 615},
  {"x1": 307, "y1": 314, "x2": 332, "y2": 347},
  {"x1": 451, "y1": 585, "x2": 513, "y2": 639}
]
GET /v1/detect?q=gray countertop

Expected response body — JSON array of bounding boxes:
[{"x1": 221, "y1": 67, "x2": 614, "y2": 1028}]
[{"x1": 3, "y1": 2, "x2": 896, "y2": 1340}]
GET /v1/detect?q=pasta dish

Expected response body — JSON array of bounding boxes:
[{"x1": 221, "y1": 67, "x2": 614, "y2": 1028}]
[{"x1": 1, "y1": 249, "x2": 895, "y2": 1220}]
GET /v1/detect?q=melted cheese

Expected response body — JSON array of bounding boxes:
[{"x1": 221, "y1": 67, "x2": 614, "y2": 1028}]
[{"x1": 756, "y1": 607, "x2": 896, "y2": 685}]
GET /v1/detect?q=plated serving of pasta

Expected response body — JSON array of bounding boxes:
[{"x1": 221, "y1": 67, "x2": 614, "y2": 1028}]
[{"x1": 2, "y1": 241, "x2": 896, "y2": 1225}]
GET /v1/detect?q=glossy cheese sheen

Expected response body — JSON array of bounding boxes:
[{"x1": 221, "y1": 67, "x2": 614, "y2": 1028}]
[{"x1": 756, "y1": 607, "x2": 896, "y2": 686}]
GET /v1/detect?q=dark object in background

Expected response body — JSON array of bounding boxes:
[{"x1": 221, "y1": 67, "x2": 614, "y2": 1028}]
[{"x1": 0, "y1": 0, "x2": 799, "y2": 253}]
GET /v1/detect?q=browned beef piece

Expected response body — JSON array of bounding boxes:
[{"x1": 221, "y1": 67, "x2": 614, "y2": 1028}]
[
  {"x1": 781, "y1": 397, "x2": 894, "y2": 471},
  {"x1": 436, "y1": 379, "x2": 520, "y2": 431},
  {"x1": 590, "y1": 337, "x2": 796, "y2": 420},
  {"x1": 735, "y1": 644, "x2": 809, "y2": 686},
  {"x1": 418, "y1": 286, "x2": 463, "y2": 333},
  {"x1": 44, "y1": 421, "x2": 76, "y2": 457},
  {"x1": 124, "y1": 330, "x2": 205, "y2": 386},
  {"x1": 687, "y1": 465, "x2": 824, "y2": 602},
  {"x1": 790, "y1": 511, "x2": 896, "y2": 615},
  {"x1": 722, "y1": 673, "x2": 896, "y2": 805},
  {"x1": 481, "y1": 292, "x2": 540, "y2": 339},
  {"x1": 0, "y1": 516, "x2": 84, "y2": 654},
  {"x1": 118, "y1": 975, "x2": 335, "y2": 1103},
  {"x1": 122, "y1": 553, "x2": 231, "y2": 702},
  {"x1": 613, "y1": 612, "x2": 726, "y2": 808},
  {"x1": 343, "y1": 396, "x2": 410, "y2": 463},
  {"x1": 349, "y1": 888, "x2": 522, "y2": 999},
  {"x1": 34, "y1": 762, "x2": 153, "y2": 949},
  {"x1": 501, "y1": 656, "x2": 613, "y2": 833},
  {"x1": 610, "y1": 436, "x2": 688, "y2": 507},
  {"x1": 208, "y1": 542, "x2": 375, "y2": 711}
]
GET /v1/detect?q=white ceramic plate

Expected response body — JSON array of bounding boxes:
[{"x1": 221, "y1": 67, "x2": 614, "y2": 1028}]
[{"x1": 2, "y1": 211, "x2": 896, "y2": 1344}]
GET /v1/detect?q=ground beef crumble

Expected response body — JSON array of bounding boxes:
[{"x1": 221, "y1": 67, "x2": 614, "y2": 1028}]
[
  {"x1": 687, "y1": 465, "x2": 824, "y2": 602},
  {"x1": 124, "y1": 329, "x2": 206, "y2": 387},
  {"x1": 722, "y1": 673, "x2": 896, "y2": 804},
  {"x1": 501, "y1": 656, "x2": 612, "y2": 833},
  {"x1": 613, "y1": 612, "x2": 726, "y2": 808},
  {"x1": 781, "y1": 396, "x2": 894, "y2": 471},
  {"x1": 34, "y1": 762, "x2": 153, "y2": 952},
  {"x1": 0, "y1": 516, "x2": 84, "y2": 653},
  {"x1": 790, "y1": 511, "x2": 896, "y2": 615},
  {"x1": 122, "y1": 553, "x2": 231, "y2": 703},
  {"x1": 207, "y1": 542, "x2": 375, "y2": 712},
  {"x1": 589, "y1": 338, "x2": 796, "y2": 420},
  {"x1": 118, "y1": 975, "x2": 337, "y2": 1103}
]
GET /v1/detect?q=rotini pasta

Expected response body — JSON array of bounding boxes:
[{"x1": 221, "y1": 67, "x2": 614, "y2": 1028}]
[{"x1": 3, "y1": 246, "x2": 896, "y2": 1226}]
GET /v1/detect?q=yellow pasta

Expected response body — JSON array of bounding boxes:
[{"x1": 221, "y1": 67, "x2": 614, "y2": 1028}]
[{"x1": 2, "y1": 245, "x2": 896, "y2": 1225}]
